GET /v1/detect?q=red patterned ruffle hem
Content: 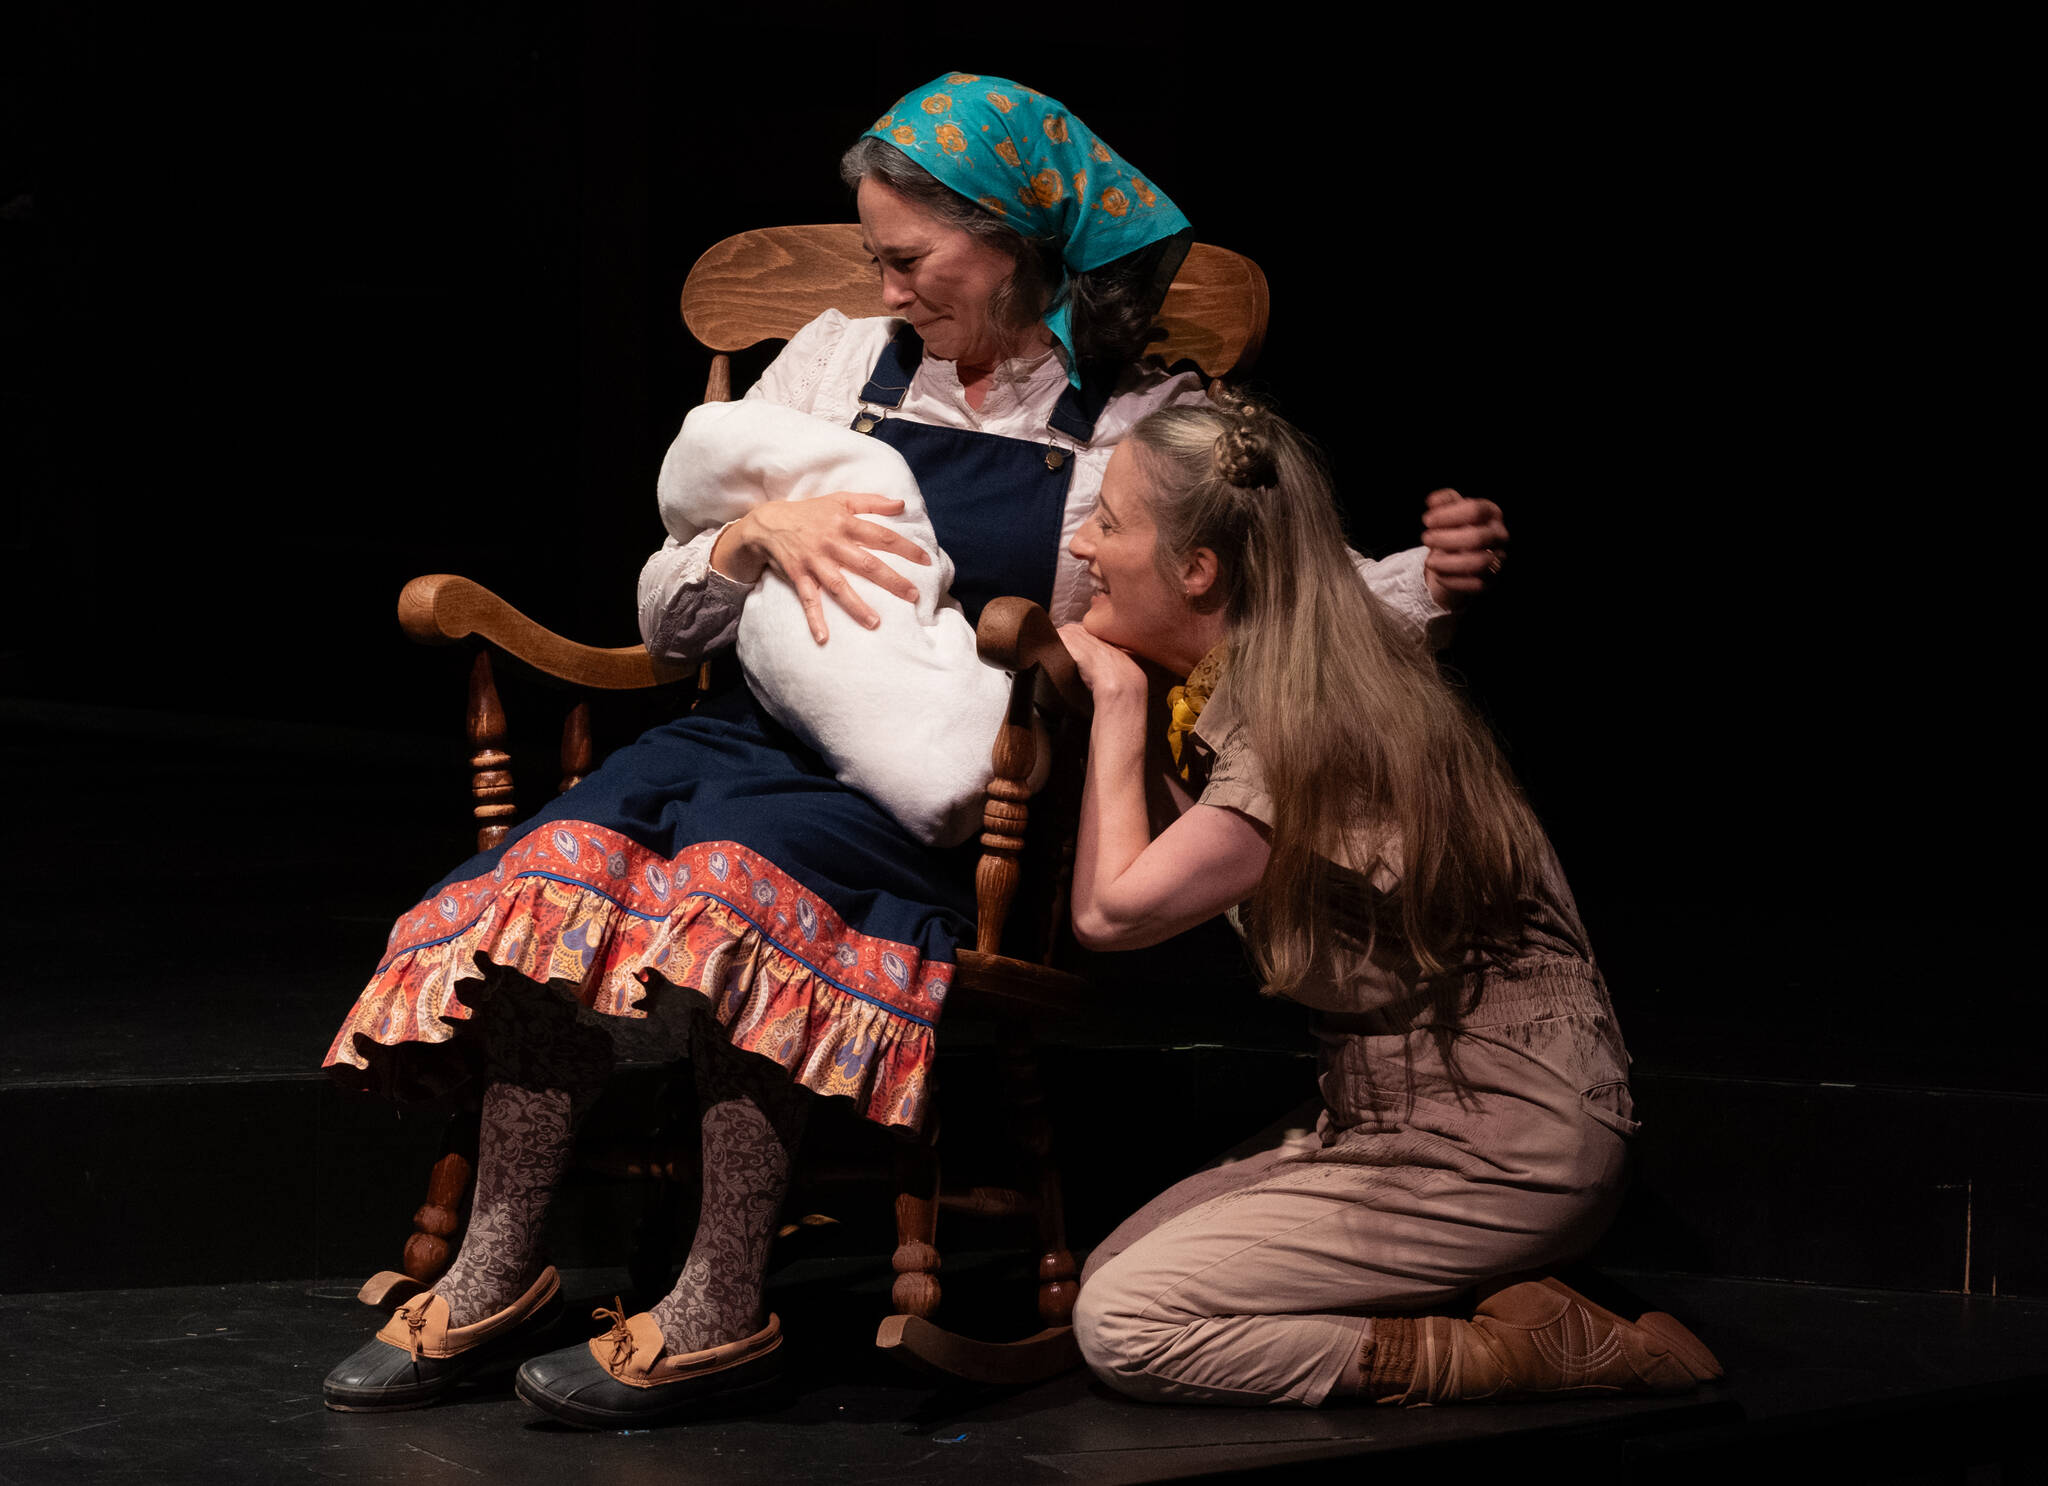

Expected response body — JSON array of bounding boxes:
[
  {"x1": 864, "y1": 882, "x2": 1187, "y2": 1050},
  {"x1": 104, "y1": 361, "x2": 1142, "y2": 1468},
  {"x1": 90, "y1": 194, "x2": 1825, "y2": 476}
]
[{"x1": 323, "y1": 825, "x2": 951, "y2": 1128}]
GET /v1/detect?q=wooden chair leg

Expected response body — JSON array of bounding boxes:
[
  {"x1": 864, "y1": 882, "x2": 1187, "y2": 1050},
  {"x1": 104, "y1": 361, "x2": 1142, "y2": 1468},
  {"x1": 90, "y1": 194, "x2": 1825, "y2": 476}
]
[
  {"x1": 403, "y1": 1109, "x2": 480, "y2": 1285},
  {"x1": 999, "y1": 1022, "x2": 1078, "y2": 1329},
  {"x1": 889, "y1": 1121, "x2": 943, "y2": 1323},
  {"x1": 876, "y1": 1043, "x2": 1082, "y2": 1386}
]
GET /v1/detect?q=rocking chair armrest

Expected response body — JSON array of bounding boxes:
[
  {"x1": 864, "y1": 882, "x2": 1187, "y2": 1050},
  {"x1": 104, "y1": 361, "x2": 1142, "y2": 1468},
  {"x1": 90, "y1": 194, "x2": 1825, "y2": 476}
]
[
  {"x1": 976, "y1": 597, "x2": 1090, "y2": 717},
  {"x1": 398, "y1": 574, "x2": 695, "y2": 691}
]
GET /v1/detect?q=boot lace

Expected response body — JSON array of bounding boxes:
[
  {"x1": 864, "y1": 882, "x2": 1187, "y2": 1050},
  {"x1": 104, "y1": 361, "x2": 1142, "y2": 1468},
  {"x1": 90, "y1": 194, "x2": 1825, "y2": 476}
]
[
  {"x1": 592, "y1": 1298, "x2": 635, "y2": 1373},
  {"x1": 399, "y1": 1300, "x2": 430, "y2": 1363}
]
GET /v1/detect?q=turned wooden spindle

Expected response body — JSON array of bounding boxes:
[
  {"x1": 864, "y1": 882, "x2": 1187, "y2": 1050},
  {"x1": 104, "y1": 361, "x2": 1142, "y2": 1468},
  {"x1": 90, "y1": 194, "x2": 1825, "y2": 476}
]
[
  {"x1": 705, "y1": 352, "x2": 732, "y2": 404},
  {"x1": 559, "y1": 700, "x2": 592, "y2": 794},
  {"x1": 976, "y1": 672, "x2": 1039, "y2": 955},
  {"x1": 1036, "y1": 1245, "x2": 1080, "y2": 1328},
  {"x1": 890, "y1": 1127, "x2": 943, "y2": 1321},
  {"x1": 999, "y1": 1023, "x2": 1077, "y2": 1327},
  {"x1": 402, "y1": 1150, "x2": 472, "y2": 1285},
  {"x1": 467, "y1": 650, "x2": 515, "y2": 851}
]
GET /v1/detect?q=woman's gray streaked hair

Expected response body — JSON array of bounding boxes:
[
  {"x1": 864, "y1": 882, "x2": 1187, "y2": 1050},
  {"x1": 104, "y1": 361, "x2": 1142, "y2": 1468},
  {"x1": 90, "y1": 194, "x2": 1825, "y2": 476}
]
[{"x1": 839, "y1": 136, "x2": 1169, "y2": 366}]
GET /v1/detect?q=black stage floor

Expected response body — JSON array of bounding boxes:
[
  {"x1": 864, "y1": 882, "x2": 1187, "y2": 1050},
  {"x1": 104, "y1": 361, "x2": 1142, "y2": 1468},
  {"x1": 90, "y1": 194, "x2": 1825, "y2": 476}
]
[{"x1": 6, "y1": 1265, "x2": 2042, "y2": 1485}]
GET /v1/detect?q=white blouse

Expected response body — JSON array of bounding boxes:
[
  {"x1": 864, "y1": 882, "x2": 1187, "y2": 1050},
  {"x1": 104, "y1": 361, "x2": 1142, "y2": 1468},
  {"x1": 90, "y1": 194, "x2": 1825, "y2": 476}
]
[{"x1": 638, "y1": 312, "x2": 1447, "y2": 663}]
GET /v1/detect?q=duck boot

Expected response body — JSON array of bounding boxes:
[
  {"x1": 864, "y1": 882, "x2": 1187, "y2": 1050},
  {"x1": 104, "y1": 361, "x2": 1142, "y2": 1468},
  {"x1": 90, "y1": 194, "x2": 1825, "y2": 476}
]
[
  {"x1": 323, "y1": 1266, "x2": 563, "y2": 1412},
  {"x1": 515, "y1": 1301, "x2": 785, "y2": 1429}
]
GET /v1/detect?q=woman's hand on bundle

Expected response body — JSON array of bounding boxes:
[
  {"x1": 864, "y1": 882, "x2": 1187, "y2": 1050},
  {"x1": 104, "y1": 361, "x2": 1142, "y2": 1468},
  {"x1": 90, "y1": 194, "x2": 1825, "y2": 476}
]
[
  {"x1": 712, "y1": 495, "x2": 932, "y2": 644},
  {"x1": 1057, "y1": 623, "x2": 1147, "y2": 711},
  {"x1": 1420, "y1": 488, "x2": 1511, "y2": 609}
]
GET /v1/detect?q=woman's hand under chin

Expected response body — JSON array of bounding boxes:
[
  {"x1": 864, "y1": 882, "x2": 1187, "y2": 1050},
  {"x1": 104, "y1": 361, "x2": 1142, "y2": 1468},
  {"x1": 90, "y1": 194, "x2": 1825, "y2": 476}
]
[{"x1": 1058, "y1": 622, "x2": 1148, "y2": 708}]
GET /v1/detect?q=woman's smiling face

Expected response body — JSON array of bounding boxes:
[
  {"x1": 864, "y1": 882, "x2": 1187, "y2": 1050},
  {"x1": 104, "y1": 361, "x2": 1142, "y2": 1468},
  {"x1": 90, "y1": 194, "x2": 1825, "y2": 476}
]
[
  {"x1": 857, "y1": 177, "x2": 1021, "y2": 368},
  {"x1": 1071, "y1": 445, "x2": 1189, "y2": 663}
]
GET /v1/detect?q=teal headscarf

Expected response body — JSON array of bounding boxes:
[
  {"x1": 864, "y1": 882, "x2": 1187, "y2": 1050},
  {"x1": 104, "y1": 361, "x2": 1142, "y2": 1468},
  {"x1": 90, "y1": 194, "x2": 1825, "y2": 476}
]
[{"x1": 865, "y1": 73, "x2": 1191, "y2": 386}]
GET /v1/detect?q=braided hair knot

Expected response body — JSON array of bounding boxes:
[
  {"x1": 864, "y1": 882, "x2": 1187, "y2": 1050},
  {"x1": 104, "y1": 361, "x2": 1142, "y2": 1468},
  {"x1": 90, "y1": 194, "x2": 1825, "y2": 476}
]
[{"x1": 1208, "y1": 387, "x2": 1279, "y2": 489}]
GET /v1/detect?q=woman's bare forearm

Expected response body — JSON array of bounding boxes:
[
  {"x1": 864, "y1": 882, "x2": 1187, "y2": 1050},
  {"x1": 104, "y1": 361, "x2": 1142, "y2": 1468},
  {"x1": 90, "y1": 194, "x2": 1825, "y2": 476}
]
[
  {"x1": 1070, "y1": 688, "x2": 1153, "y2": 947},
  {"x1": 1070, "y1": 692, "x2": 1269, "y2": 952}
]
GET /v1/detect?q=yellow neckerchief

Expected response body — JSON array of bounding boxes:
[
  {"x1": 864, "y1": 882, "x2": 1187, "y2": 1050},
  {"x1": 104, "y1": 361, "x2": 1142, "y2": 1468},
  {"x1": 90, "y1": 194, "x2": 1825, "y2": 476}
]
[{"x1": 1165, "y1": 641, "x2": 1229, "y2": 781}]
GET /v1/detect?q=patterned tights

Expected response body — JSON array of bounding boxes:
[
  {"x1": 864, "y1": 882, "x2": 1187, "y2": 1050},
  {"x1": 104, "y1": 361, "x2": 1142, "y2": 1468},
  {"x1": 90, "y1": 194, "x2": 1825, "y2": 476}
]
[
  {"x1": 434, "y1": 1080, "x2": 574, "y2": 1327},
  {"x1": 434, "y1": 983, "x2": 611, "y2": 1327},
  {"x1": 650, "y1": 1023, "x2": 808, "y2": 1352},
  {"x1": 434, "y1": 982, "x2": 805, "y2": 1355}
]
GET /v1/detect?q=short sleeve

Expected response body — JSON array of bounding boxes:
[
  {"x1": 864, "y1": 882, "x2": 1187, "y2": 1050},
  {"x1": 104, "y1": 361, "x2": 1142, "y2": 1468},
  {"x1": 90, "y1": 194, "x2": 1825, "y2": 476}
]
[{"x1": 1195, "y1": 723, "x2": 1274, "y2": 827}]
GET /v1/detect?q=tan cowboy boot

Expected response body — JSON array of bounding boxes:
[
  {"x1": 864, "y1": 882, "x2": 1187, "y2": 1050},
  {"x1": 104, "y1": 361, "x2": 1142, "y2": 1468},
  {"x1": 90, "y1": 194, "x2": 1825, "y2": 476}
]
[{"x1": 1384, "y1": 1276, "x2": 1723, "y2": 1405}]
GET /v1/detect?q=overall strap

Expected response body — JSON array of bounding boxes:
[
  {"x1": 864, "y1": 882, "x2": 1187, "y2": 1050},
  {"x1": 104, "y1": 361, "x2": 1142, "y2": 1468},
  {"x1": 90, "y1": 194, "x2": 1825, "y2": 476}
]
[
  {"x1": 848, "y1": 315, "x2": 1083, "y2": 620},
  {"x1": 855, "y1": 323, "x2": 924, "y2": 412},
  {"x1": 1047, "y1": 361, "x2": 1120, "y2": 446}
]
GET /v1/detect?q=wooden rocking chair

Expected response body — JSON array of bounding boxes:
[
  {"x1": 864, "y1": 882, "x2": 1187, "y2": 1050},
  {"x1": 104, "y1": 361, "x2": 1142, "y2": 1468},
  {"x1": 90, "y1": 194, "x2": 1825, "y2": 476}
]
[{"x1": 391, "y1": 224, "x2": 1268, "y2": 1385}]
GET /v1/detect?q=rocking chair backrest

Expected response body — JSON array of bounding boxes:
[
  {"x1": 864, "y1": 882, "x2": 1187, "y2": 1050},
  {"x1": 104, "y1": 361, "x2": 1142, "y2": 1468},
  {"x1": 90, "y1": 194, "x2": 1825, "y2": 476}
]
[{"x1": 679, "y1": 224, "x2": 1268, "y2": 398}]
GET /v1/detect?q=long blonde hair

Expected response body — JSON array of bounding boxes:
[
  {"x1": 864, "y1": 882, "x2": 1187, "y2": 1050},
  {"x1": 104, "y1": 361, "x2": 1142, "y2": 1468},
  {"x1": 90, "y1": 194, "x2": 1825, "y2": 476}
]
[{"x1": 1128, "y1": 395, "x2": 1547, "y2": 994}]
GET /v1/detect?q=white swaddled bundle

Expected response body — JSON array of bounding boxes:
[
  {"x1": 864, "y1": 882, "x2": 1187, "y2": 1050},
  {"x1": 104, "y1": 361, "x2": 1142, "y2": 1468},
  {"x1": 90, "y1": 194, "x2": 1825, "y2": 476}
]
[{"x1": 656, "y1": 400, "x2": 1011, "y2": 848}]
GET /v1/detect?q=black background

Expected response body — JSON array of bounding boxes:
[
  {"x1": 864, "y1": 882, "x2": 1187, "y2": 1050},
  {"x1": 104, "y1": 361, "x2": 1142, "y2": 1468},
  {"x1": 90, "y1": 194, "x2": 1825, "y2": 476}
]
[{"x1": 4, "y1": 9, "x2": 2028, "y2": 1090}]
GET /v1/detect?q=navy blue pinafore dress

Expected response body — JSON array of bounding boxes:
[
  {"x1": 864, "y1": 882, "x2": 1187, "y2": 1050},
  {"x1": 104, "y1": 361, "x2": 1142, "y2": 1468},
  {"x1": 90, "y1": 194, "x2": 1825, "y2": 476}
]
[{"x1": 327, "y1": 328, "x2": 1113, "y2": 1128}]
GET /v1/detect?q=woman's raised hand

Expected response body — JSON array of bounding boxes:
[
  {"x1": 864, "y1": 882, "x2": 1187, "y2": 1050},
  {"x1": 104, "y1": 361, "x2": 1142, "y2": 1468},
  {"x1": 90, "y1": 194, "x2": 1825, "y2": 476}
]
[
  {"x1": 1420, "y1": 489, "x2": 1511, "y2": 609},
  {"x1": 1057, "y1": 622, "x2": 1147, "y2": 708},
  {"x1": 712, "y1": 494, "x2": 933, "y2": 644}
]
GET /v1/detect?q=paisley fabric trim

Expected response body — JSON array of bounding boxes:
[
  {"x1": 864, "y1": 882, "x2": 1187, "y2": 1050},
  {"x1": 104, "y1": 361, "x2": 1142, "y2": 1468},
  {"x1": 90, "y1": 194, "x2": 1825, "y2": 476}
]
[{"x1": 323, "y1": 826, "x2": 951, "y2": 1128}]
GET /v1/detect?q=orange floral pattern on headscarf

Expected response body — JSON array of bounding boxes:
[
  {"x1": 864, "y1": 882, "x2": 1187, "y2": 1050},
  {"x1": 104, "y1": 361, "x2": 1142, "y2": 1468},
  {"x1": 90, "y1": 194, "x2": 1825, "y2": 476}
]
[{"x1": 863, "y1": 71, "x2": 1190, "y2": 382}]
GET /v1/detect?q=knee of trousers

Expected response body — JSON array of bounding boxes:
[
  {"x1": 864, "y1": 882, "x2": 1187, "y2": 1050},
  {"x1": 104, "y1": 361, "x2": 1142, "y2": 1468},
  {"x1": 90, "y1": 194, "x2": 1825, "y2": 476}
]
[{"x1": 1072, "y1": 1254, "x2": 1186, "y2": 1402}]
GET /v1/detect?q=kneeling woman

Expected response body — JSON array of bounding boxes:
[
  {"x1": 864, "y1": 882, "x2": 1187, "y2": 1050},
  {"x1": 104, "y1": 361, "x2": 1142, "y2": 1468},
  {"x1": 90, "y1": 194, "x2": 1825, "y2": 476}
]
[{"x1": 1057, "y1": 398, "x2": 1721, "y2": 1408}]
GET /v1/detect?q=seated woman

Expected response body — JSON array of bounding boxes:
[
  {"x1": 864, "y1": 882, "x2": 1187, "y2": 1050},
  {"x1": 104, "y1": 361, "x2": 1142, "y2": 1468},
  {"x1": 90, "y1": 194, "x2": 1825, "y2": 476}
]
[
  {"x1": 1057, "y1": 395, "x2": 1721, "y2": 1408},
  {"x1": 318, "y1": 73, "x2": 1507, "y2": 1429}
]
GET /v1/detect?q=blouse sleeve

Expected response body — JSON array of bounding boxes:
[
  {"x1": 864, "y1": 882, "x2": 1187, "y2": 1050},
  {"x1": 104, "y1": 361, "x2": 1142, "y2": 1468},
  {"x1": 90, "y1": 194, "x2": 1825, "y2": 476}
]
[
  {"x1": 636, "y1": 311, "x2": 858, "y2": 663},
  {"x1": 1352, "y1": 545, "x2": 1455, "y2": 652},
  {"x1": 637, "y1": 533, "x2": 751, "y2": 664}
]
